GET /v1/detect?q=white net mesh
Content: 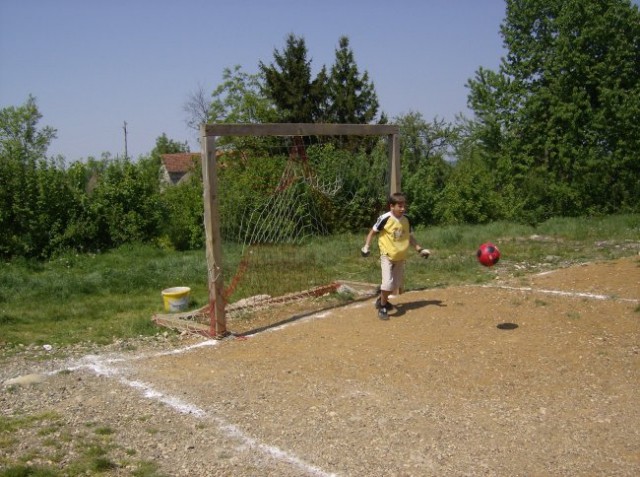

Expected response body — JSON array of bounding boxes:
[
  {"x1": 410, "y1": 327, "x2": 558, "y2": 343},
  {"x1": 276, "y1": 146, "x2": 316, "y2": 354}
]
[{"x1": 154, "y1": 130, "x2": 392, "y2": 336}]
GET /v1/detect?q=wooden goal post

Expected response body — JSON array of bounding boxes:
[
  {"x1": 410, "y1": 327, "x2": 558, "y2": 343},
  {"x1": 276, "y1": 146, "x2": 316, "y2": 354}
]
[{"x1": 200, "y1": 123, "x2": 401, "y2": 338}]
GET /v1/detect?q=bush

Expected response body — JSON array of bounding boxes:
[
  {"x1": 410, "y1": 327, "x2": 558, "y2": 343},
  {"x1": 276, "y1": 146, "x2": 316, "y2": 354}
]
[{"x1": 160, "y1": 176, "x2": 204, "y2": 250}]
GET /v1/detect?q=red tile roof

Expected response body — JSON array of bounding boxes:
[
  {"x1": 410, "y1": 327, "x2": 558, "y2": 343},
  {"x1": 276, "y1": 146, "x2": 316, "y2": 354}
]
[{"x1": 161, "y1": 153, "x2": 200, "y2": 173}]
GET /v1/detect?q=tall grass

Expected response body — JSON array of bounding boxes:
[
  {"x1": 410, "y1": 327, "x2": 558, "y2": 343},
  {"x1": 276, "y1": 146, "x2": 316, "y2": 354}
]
[
  {"x1": 1, "y1": 215, "x2": 638, "y2": 348},
  {"x1": 0, "y1": 244, "x2": 209, "y2": 346}
]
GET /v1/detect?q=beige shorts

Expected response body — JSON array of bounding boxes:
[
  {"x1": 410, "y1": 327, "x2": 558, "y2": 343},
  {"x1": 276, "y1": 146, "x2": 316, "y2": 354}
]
[{"x1": 380, "y1": 254, "x2": 405, "y2": 294}]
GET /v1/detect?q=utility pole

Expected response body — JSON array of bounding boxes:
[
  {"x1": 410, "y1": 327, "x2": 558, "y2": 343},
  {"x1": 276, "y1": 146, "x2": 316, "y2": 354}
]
[{"x1": 123, "y1": 121, "x2": 128, "y2": 159}]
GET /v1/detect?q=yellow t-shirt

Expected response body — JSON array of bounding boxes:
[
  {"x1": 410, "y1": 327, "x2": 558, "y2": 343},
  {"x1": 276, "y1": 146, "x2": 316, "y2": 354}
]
[{"x1": 373, "y1": 212, "x2": 411, "y2": 261}]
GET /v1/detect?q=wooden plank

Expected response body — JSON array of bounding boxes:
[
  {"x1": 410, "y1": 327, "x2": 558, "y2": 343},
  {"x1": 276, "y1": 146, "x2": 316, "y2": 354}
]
[
  {"x1": 389, "y1": 133, "x2": 401, "y2": 194},
  {"x1": 335, "y1": 280, "x2": 379, "y2": 296},
  {"x1": 151, "y1": 305, "x2": 209, "y2": 322},
  {"x1": 152, "y1": 314, "x2": 211, "y2": 333},
  {"x1": 226, "y1": 283, "x2": 339, "y2": 314},
  {"x1": 203, "y1": 123, "x2": 399, "y2": 137},
  {"x1": 200, "y1": 130, "x2": 227, "y2": 336}
]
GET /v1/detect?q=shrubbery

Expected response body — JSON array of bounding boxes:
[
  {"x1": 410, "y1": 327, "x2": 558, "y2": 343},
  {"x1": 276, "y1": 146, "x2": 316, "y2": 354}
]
[{"x1": 2, "y1": 98, "x2": 639, "y2": 261}]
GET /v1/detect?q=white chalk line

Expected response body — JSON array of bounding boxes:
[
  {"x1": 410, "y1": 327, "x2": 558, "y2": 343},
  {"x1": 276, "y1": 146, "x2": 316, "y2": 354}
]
[
  {"x1": 46, "y1": 309, "x2": 340, "y2": 477},
  {"x1": 478, "y1": 284, "x2": 639, "y2": 303}
]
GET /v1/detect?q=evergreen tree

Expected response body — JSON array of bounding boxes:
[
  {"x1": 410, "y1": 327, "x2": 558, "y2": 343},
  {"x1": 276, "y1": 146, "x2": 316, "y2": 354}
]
[
  {"x1": 259, "y1": 33, "x2": 328, "y2": 122},
  {"x1": 327, "y1": 36, "x2": 379, "y2": 124}
]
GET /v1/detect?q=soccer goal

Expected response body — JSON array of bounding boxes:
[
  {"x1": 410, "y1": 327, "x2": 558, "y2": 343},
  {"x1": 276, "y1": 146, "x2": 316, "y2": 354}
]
[{"x1": 155, "y1": 123, "x2": 400, "y2": 338}]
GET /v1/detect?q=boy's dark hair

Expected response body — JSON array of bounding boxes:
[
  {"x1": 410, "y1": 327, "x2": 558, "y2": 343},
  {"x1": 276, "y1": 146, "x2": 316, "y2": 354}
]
[{"x1": 388, "y1": 192, "x2": 407, "y2": 205}]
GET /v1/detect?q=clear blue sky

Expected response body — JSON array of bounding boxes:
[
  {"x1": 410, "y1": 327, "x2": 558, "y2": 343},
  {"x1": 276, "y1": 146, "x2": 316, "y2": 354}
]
[{"x1": 1, "y1": 0, "x2": 508, "y2": 161}]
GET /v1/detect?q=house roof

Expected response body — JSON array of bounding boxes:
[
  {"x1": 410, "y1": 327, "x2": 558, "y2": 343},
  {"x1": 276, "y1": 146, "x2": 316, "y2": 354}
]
[{"x1": 161, "y1": 153, "x2": 200, "y2": 173}]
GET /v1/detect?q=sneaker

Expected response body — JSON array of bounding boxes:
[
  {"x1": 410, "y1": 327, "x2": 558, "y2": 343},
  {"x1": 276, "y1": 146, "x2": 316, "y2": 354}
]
[
  {"x1": 378, "y1": 307, "x2": 389, "y2": 320},
  {"x1": 375, "y1": 297, "x2": 394, "y2": 310}
]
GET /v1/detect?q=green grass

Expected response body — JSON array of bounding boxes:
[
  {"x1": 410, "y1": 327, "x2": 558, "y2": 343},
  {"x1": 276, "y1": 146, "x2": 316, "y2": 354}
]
[
  {"x1": 0, "y1": 243, "x2": 210, "y2": 347},
  {"x1": 0, "y1": 412, "x2": 168, "y2": 477},
  {"x1": 0, "y1": 214, "x2": 638, "y2": 476},
  {"x1": 1, "y1": 214, "x2": 638, "y2": 349}
]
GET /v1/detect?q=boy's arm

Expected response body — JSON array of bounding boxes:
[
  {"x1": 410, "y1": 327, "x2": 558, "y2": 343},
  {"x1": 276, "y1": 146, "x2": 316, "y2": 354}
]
[
  {"x1": 410, "y1": 233, "x2": 430, "y2": 259},
  {"x1": 361, "y1": 228, "x2": 377, "y2": 256}
]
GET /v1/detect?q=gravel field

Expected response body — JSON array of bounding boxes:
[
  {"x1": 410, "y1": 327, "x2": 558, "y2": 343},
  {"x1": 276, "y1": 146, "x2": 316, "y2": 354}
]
[{"x1": 2, "y1": 256, "x2": 639, "y2": 476}]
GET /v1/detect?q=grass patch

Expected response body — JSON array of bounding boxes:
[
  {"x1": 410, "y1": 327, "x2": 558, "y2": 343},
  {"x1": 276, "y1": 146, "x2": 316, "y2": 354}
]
[
  {"x1": 0, "y1": 215, "x2": 636, "y2": 477},
  {"x1": 0, "y1": 215, "x2": 638, "y2": 348},
  {"x1": 93, "y1": 426, "x2": 114, "y2": 436},
  {"x1": 567, "y1": 311, "x2": 581, "y2": 320},
  {"x1": 0, "y1": 466, "x2": 59, "y2": 477},
  {"x1": 0, "y1": 411, "x2": 168, "y2": 477},
  {"x1": 0, "y1": 413, "x2": 60, "y2": 435},
  {"x1": 131, "y1": 461, "x2": 169, "y2": 477},
  {"x1": 0, "y1": 243, "x2": 208, "y2": 347}
]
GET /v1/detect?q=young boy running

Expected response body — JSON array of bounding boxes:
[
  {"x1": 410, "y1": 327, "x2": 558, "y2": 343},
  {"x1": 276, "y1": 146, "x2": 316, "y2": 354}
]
[{"x1": 361, "y1": 192, "x2": 430, "y2": 320}]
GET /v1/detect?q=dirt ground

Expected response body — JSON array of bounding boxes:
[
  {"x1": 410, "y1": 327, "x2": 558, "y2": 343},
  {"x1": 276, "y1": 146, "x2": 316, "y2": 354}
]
[{"x1": 2, "y1": 256, "x2": 639, "y2": 476}]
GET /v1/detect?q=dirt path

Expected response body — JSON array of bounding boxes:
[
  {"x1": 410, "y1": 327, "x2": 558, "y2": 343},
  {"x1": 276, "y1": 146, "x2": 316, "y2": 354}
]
[{"x1": 2, "y1": 256, "x2": 639, "y2": 476}]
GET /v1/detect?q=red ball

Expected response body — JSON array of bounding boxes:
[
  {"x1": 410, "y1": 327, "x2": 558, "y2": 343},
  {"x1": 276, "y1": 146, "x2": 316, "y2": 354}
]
[{"x1": 477, "y1": 242, "x2": 501, "y2": 267}]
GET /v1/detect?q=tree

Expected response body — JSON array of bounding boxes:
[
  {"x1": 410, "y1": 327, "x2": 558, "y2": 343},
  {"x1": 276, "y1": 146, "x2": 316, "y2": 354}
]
[
  {"x1": 0, "y1": 95, "x2": 56, "y2": 162},
  {"x1": 88, "y1": 158, "x2": 164, "y2": 248},
  {"x1": 434, "y1": 151, "x2": 503, "y2": 225},
  {"x1": 467, "y1": 0, "x2": 640, "y2": 221},
  {"x1": 396, "y1": 112, "x2": 459, "y2": 172},
  {"x1": 183, "y1": 83, "x2": 212, "y2": 132},
  {"x1": 209, "y1": 65, "x2": 277, "y2": 124},
  {"x1": 152, "y1": 133, "x2": 189, "y2": 156},
  {"x1": 395, "y1": 112, "x2": 458, "y2": 225},
  {"x1": 0, "y1": 96, "x2": 62, "y2": 258},
  {"x1": 259, "y1": 33, "x2": 328, "y2": 122},
  {"x1": 327, "y1": 36, "x2": 379, "y2": 124}
]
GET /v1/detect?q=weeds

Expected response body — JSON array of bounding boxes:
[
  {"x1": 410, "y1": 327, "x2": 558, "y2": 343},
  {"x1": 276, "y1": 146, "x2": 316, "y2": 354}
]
[
  {"x1": 0, "y1": 412, "x2": 167, "y2": 477},
  {"x1": 0, "y1": 215, "x2": 638, "y2": 348},
  {"x1": 0, "y1": 215, "x2": 637, "y2": 476}
]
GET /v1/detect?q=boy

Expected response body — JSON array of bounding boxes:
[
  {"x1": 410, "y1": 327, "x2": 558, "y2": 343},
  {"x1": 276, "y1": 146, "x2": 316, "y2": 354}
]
[{"x1": 361, "y1": 192, "x2": 430, "y2": 320}]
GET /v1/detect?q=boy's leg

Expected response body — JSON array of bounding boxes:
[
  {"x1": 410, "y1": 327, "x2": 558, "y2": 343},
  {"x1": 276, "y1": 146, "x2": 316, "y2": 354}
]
[
  {"x1": 391, "y1": 261, "x2": 405, "y2": 299},
  {"x1": 378, "y1": 255, "x2": 394, "y2": 308},
  {"x1": 377, "y1": 259, "x2": 404, "y2": 309},
  {"x1": 380, "y1": 289, "x2": 392, "y2": 307},
  {"x1": 375, "y1": 290, "x2": 395, "y2": 309},
  {"x1": 377, "y1": 289, "x2": 391, "y2": 320}
]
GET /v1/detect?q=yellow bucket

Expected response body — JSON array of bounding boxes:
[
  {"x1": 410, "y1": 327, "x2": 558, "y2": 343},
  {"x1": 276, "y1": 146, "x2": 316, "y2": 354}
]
[{"x1": 161, "y1": 286, "x2": 191, "y2": 312}]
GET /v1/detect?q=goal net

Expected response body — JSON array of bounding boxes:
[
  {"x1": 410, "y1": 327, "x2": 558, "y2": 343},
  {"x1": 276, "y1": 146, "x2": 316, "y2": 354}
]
[{"x1": 157, "y1": 123, "x2": 400, "y2": 338}]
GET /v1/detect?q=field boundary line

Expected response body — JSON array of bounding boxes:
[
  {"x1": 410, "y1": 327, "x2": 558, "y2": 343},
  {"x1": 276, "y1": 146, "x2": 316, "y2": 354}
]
[
  {"x1": 479, "y1": 284, "x2": 640, "y2": 303},
  {"x1": 53, "y1": 349, "x2": 338, "y2": 477}
]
